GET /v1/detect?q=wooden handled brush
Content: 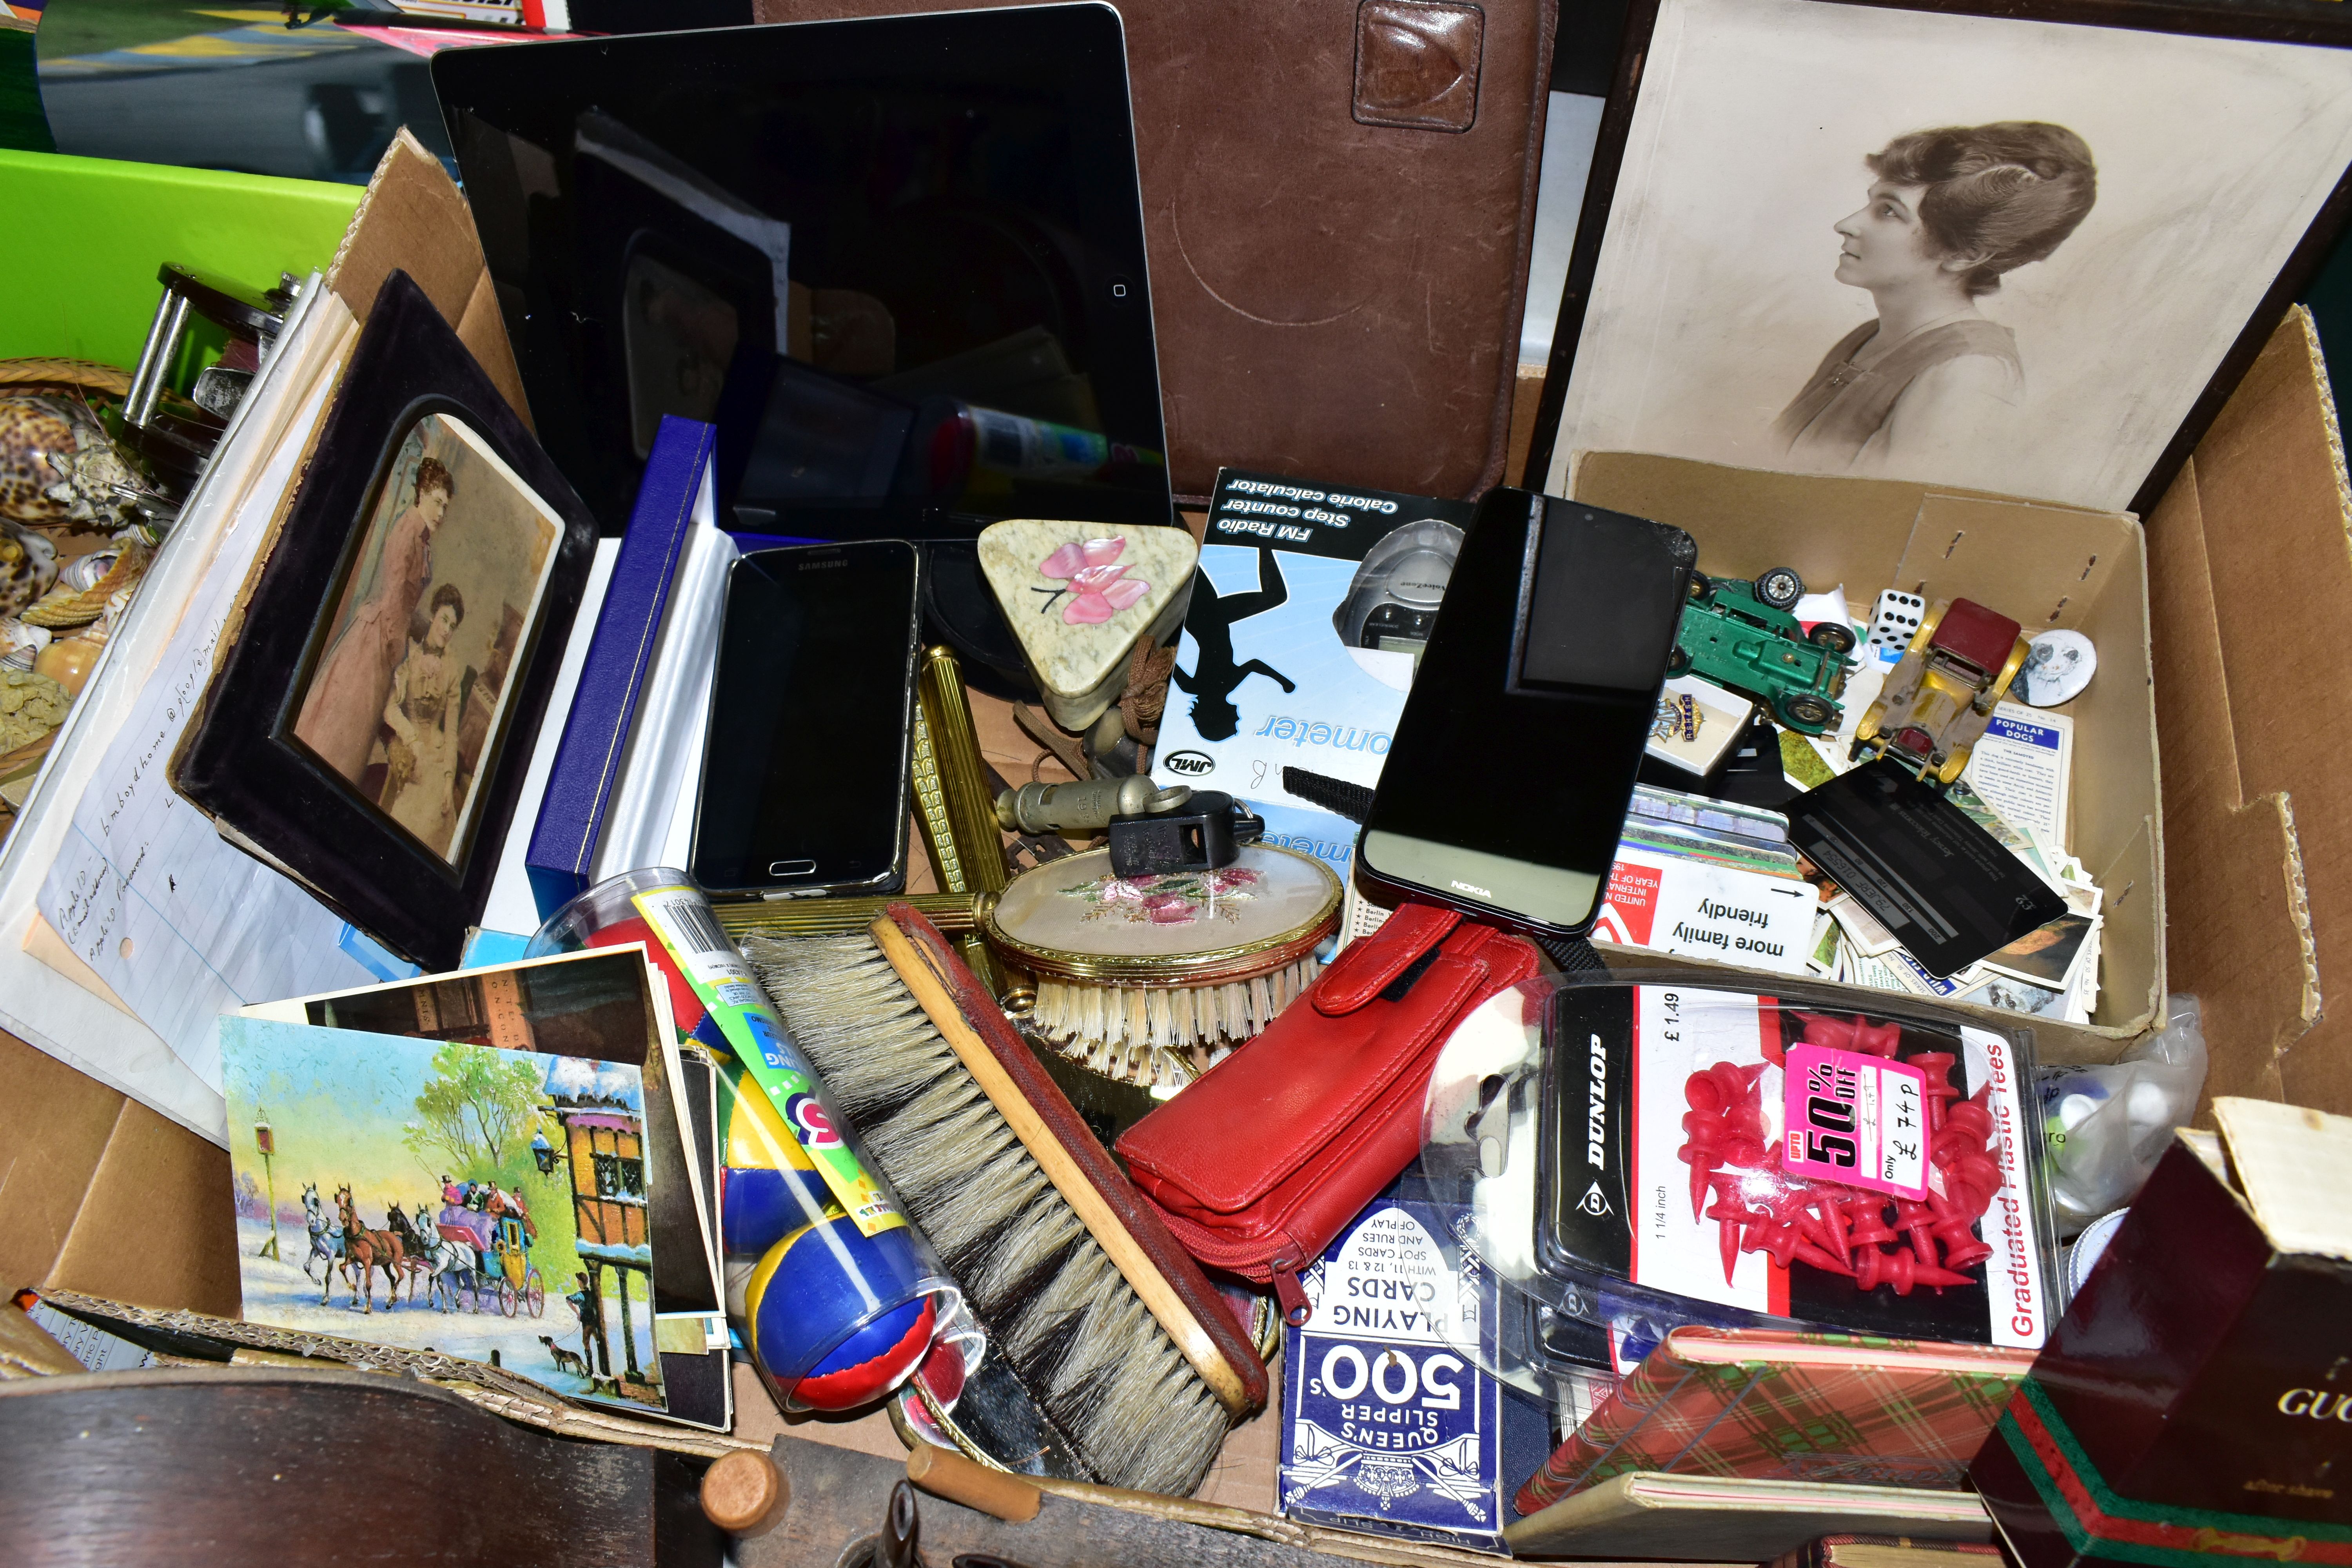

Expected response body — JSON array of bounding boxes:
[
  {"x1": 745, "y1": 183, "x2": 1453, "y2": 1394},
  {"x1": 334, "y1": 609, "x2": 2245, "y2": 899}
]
[
  {"x1": 869, "y1": 913, "x2": 1254, "y2": 1417},
  {"x1": 743, "y1": 906, "x2": 1267, "y2": 1498}
]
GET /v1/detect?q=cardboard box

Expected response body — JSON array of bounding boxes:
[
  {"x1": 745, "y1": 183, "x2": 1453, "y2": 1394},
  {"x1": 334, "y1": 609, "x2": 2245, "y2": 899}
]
[
  {"x1": 2146, "y1": 309, "x2": 2352, "y2": 1114},
  {"x1": 3, "y1": 183, "x2": 2345, "y2": 1563},
  {"x1": 1564, "y1": 453, "x2": 2161, "y2": 1064},
  {"x1": 0, "y1": 1026, "x2": 238, "y2": 1316}
]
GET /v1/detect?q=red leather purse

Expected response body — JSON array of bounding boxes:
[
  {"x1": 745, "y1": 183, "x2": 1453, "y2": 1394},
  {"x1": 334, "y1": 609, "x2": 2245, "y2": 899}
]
[{"x1": 1115, "y1": 902, "x2": 1541, "y2": 1323}]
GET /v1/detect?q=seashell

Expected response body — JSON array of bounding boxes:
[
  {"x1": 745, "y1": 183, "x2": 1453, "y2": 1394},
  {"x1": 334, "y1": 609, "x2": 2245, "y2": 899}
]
[
  {"x1": 0, "y1": 518, "x2": 59, "y2": 618},
  {"x1": 0, "y1": 396, "x2": 77, "y2": 524},
  {"x1": 0, "y1": 392, "x2": 141, "y2": 531},
  {"x1": 0, "y1": 615, "x2": 49, "y2": 659},
  {"x1": 20, "y1": 539, "x2": 147, "y2": 629},
  {"x1": 61, "y1": 548, "x2": 120, "y2": 593},
  {"x1": 34, "y1": 633, "x2": 103, "y2": 696},
  {"x1": 51, "y1": 433, "x2": 142, "y2": 528},
  {"x1": 0, "y1": 611, "x2": 38, "y2": 674},
  {"x1": 69, "y1": 584, "x2": 137, "y2": 652}
]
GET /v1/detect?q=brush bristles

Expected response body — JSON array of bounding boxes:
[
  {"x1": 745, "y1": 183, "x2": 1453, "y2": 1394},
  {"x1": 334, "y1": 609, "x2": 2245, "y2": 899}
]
[
  {"x1": 1027, "y1": 957, "x2": 1320, "y2": 1089},
  {"x1": 744, "y1": 933, "x2": 1229, "y2": 1497}
]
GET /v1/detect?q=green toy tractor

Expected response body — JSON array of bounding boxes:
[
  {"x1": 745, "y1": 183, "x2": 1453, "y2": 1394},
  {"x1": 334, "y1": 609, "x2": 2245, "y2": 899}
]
[{"x1": 1668, "y1": 569, "x2": 1857, "y2": 735}]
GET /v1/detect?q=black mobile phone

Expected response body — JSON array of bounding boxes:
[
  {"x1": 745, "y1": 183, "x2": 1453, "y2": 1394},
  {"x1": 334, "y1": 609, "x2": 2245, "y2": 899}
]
[
  {"x1": 689, "y1": 541, "x2": 919, "y2": 897},
  {"x1": 1358, "y1": 489, "x2": 1694, "y2": 935}
]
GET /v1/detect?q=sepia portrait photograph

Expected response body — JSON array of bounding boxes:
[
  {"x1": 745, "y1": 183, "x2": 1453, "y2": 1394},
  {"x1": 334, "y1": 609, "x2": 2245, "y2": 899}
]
[
  {"x1": 290, "y1": 412, "x2": 561, "y2": 866},
  {"x1": 1542, "y1": 0, "x2": 2352, "y2": 514}
]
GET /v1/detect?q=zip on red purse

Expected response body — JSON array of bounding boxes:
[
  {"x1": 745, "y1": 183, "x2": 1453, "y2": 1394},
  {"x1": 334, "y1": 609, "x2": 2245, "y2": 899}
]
[{"x1": 1115, "y1": 901, "x2": 1541, "y2": 1323}]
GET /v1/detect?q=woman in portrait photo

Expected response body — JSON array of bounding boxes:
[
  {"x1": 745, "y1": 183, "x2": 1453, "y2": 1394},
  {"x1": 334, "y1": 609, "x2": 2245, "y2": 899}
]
[
  {"x1": 1774, "y1": 122, "x2": 2097, "y2": 471},
  {"x1": 380, "y1": 582, "x2": 467, "y2": 856},
  {"x1": 295, "y1": 456, "x2": 453, "y2": 782}
]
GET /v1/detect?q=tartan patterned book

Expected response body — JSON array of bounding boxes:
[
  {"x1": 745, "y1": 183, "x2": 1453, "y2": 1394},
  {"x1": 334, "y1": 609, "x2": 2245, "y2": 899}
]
[{"x1": 1514, "y1": 1328, "x2": 2033, "y2": 1515}]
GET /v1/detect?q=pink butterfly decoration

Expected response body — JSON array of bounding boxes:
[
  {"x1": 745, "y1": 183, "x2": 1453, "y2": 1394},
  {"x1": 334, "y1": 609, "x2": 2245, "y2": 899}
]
[{"x1": 1039, "y1": 536, "x2": 1149, "y2": 625}]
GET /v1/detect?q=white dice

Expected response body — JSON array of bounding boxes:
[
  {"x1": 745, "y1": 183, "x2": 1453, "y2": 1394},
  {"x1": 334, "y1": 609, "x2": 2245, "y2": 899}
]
[{"x1": 1867, "y1": 590, "x2": 1926, "y2": 655}]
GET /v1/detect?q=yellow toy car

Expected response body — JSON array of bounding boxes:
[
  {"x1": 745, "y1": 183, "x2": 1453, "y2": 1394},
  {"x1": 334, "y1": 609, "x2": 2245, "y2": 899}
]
[{"x1": 1850, "y1": 598, "x2": 2030, "y2": 789}]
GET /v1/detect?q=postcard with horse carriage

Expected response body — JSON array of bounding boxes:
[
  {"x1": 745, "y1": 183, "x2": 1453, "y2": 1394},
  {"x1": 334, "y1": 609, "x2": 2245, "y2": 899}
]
[
  {"x1": 221, "y1": 1013, "x2": 668, "y2": 1416},
  {"x1": 240, "y1": 944, "x2": 722, "y2": 1309},
  {"x1": 237, "y1": 944, "x2": 731, "y2": 1430}
]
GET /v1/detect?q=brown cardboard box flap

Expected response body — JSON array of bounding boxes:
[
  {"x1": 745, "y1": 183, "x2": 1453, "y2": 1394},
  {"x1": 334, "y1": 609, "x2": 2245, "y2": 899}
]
[
  {"x1": 2151, "y1": 307, "x2": 2344, "y2": 1114},
  {"x1": 0, "y1": 1028, "x2": 126, "y2": 1295},
  {"x1": 0, "y1": 1029, "x2": 238, "y2": 1317},
  {"x1": 1568, "y1": 450, "x2": 2163, "y2": 1062},
  {"x1": 48, "y1": 1099, "x2": 238, "y2": 1317},
  {"x1": 328, "y1": 128, "x2": 533, "y2": 429}
]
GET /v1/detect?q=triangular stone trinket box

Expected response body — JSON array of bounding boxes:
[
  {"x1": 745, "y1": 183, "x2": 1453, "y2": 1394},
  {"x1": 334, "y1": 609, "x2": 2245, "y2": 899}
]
[{"x1": 976, "y1": 519, "x2": 1198, "y2": 731}]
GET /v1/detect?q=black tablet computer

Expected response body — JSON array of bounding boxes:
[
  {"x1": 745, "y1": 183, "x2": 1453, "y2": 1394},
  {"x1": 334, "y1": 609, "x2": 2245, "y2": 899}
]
[{"x1": 433, "y1": 3, "x2": 1170, "y2": 541}]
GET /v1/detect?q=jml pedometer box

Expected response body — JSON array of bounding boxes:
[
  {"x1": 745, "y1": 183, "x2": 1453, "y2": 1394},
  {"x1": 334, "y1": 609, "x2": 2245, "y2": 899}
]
[{"x1": 1152, "y1": 469, "x2": 1476, "y2": 874}]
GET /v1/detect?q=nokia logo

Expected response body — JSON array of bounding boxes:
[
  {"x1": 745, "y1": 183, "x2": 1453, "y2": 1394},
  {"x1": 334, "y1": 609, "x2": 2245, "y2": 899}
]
[
  {"x1": 1450, "y1": 879, "x2": 1492, "y2": 898},
  {"x1": 1586, "y1": 1034, "x2": 1609, "y2": 1169},
  {"x1": 1164, "y1": 750, "x2": 1214, "y2": 777}
]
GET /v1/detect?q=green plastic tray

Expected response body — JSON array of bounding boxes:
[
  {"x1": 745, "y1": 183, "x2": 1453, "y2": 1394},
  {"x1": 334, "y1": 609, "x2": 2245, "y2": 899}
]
[{"x1": 0, "y1": 148, "x2": 361, "y2": 381}]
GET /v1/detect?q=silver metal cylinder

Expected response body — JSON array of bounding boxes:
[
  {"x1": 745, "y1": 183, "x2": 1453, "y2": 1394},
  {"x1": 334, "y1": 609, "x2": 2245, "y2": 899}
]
[
  {"x1": 122, "y1": 289, "x2": 181, "y2": 429},
  {"x1": 994, "y1": 776, "x2": 1188, "y2": 836},
  {"x1": 127, "y1": 294, "x2": 191, "y2": 429}
]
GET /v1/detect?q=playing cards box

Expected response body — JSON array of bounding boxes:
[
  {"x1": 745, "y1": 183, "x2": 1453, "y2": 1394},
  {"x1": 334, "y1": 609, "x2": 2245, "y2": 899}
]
[{"x1": 1283, "y1": 1180, "x2": 1550, "y2": 1552}]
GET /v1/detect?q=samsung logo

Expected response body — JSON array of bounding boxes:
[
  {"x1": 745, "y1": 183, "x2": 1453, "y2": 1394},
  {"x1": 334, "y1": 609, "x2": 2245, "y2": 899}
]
[
  {"x1": 797, "y1": 559, "x2": 847, "y2": 570},
  {"x1": 1163, "y1": 750, "x2": 1214, "y2": 776},
  {"x1": 1449, "y1": 879, "x2": 1491, "y2": 898}
]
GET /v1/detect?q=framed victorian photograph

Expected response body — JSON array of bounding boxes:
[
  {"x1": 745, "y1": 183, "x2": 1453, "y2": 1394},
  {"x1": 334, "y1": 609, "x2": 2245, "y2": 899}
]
[
  {"x1": 172, "y1": 269, "x2": 597, "y2": 969},
  {"x1": 287, "y1": 412, "x2": 563, "y2": 867},
  {"x1": 1524, "y1": 0, "x2": 2352, "y2": 516}
]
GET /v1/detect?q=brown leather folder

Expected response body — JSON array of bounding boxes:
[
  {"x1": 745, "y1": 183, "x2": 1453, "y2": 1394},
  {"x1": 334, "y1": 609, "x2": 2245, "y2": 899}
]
[{"x1": 751, "y1": 0, "x2": 1555, "y2": 503}]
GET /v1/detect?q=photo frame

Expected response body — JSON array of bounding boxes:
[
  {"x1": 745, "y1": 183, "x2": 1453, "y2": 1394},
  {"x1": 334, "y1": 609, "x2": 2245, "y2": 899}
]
[
  {"x1": 172, "y1": 269, "x2": 598, "y2": 971},
  {"x1": 1523, "y1": 0, "x2": 2352, "y2": 517}
]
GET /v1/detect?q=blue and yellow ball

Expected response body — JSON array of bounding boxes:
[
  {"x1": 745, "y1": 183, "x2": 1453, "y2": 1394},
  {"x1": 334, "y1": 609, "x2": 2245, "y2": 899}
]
[
  {"x1": 740, "y1": 1215, "x2": 936, "y2": 1411},
  {"x1": 720, "y1": 1164, "x2": 833, "y2": 1258}
]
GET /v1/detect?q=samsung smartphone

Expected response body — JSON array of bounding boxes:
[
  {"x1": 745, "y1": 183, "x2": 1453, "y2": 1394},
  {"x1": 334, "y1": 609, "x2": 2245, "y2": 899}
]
[
  {"x1": 690, "y1": 541, "x2": 920, "y2": 897},
  {"x1": 1358, "y1": 490, "x2": 1694, "y2": 935}
]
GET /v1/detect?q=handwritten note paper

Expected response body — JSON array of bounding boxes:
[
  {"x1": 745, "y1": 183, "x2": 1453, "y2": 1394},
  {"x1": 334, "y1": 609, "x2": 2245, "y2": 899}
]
[{"x1": 37, "y1": 329, "x2": 377, "y2": 1091}]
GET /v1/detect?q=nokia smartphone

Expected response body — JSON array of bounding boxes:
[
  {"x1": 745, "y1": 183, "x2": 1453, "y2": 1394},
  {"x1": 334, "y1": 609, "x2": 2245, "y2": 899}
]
[
  {"x1": 1358, "y1": 490, "x2": 1694, "y2": 935},
  {"x1": 690, "y1": 541, "x2": 920, "y2": 897}
]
